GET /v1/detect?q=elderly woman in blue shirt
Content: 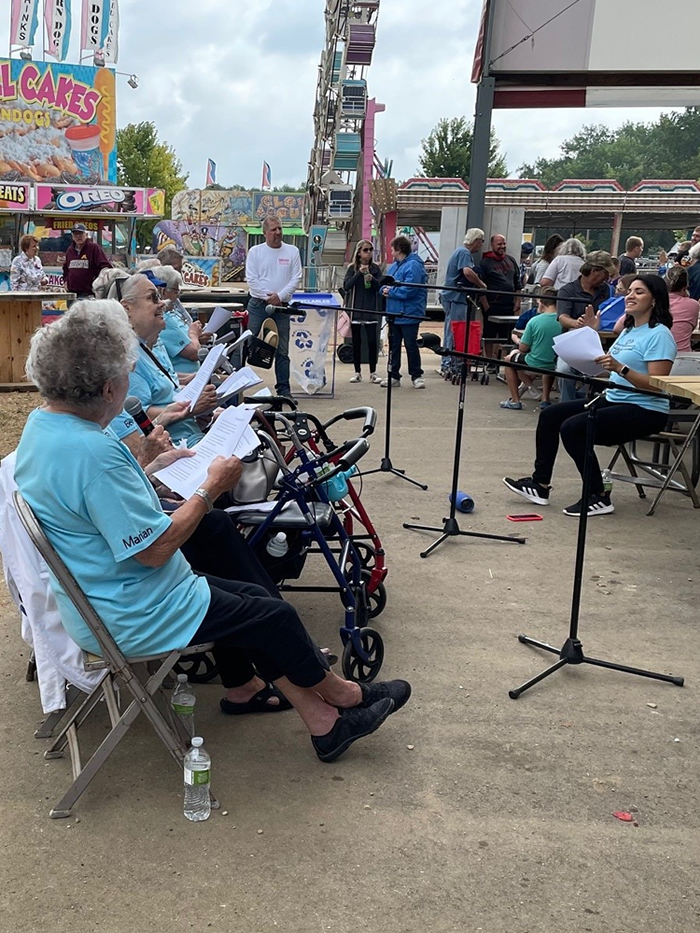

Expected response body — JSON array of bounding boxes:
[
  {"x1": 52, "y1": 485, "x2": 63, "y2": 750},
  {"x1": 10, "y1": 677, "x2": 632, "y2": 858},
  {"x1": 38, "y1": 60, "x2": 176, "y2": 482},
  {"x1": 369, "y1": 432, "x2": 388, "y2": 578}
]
[{"x1": 15, "y1": 300, "x2": 409, "y2": 761}]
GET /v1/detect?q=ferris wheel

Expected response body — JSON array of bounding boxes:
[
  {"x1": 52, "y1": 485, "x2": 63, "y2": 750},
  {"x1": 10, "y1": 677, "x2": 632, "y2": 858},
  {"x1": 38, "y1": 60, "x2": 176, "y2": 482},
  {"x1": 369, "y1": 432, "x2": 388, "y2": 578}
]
[{"x1": 305, "y1": 0, "x2": 382, "y2": 266}]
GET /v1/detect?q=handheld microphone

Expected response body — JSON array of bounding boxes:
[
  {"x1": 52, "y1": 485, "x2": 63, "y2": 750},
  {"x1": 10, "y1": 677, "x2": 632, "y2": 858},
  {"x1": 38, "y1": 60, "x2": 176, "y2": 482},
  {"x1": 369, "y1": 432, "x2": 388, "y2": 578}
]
[{"x1": 124, "y1": 396, "x2": 155, "y2": 436}]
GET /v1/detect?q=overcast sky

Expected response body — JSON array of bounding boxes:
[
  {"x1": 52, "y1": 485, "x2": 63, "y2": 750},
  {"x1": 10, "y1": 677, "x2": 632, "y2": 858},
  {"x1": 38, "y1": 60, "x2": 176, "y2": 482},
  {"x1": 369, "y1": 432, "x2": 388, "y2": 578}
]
[{"x1": 2, "y1": 0, "x2": 668, "y2": 189}]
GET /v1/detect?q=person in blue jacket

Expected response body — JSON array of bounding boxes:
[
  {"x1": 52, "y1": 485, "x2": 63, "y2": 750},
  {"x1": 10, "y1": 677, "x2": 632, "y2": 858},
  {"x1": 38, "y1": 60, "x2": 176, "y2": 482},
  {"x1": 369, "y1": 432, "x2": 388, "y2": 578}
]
[{"x1": 380, "y1": 235, "x2": 428, "y2": 389}]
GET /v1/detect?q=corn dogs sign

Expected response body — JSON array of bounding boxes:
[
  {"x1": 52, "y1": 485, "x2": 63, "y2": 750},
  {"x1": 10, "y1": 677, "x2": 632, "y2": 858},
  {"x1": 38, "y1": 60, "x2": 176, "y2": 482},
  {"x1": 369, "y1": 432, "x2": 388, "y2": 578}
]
[{"x1": 0, "y1": 57, "x2": 116, "y2": 184}]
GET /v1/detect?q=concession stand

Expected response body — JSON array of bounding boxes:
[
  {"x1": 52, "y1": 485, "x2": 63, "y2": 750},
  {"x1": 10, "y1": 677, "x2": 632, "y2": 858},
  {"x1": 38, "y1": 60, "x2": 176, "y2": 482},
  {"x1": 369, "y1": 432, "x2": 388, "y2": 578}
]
[{"x1": 0, "y1": 184, "x2": 163, "y2": 386}]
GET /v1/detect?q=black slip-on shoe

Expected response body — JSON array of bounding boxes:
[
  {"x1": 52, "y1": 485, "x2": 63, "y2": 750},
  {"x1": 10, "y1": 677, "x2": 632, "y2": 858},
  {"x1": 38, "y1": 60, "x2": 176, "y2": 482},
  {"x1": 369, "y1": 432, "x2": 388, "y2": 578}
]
[
  {"x1": 311, "y1": 698, "x2": 394, "y2": 763},
  {"x1": 358, "y1": 679, "x2": 412, "y2": 713}
]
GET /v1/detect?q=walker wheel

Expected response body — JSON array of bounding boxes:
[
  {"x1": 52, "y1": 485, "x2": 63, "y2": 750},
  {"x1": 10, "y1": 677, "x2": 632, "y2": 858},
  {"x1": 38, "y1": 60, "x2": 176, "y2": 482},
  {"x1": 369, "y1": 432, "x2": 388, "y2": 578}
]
[
  {"x1": 341, "y1": 627, "x2": 385, "y2": 683},
  {"x1": 174, "y1": 652, "x2": 219, "y2": 684},
  {"x1": 344, "y1": 541, "x2": 376, "y2": 571},
  {"x1": 361, "y1": 570, "x2": 387, "y2": 618}
]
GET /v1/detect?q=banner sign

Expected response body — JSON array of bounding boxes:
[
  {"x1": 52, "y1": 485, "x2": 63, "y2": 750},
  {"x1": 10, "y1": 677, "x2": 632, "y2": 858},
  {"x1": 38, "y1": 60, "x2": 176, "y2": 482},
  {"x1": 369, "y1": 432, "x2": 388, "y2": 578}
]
[
  {"x1": 0, "y1": 58, "x2": 116, "y2": 183},
  {"x1": 103, "y1": 0, "x2": 120, "y2": 64},
  {"x1": 0, "y1": 181, "x2": 31, "y2": 210},
  {"x1": 81, "y1": 0, "x2": 110, "y2": 50},
  {"x1": 181, "y1": 258, "x2": 222, "y2": 289},
  {"x1": 35, "y1": 184, "x2": 164, "y2": 216},
  {"x1": 171, "y1": 189, "x2": 305, "y2": 226},
  {"x1": 10, "y1": 0, "x2": 40, "y2": 48},
  {"x1": 44, "y1": 0, "x2": 73, "y2": 62}
]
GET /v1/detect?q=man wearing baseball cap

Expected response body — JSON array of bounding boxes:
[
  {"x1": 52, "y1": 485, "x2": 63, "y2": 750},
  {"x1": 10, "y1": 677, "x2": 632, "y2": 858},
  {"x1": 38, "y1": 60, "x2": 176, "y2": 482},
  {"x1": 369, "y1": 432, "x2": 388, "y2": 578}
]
[
  {"x1": 555, "y1": 250, "x2": 617, "y2": 402},
  {"x1": 62, "y1": 222, "x2": 112, "y2": 299}
]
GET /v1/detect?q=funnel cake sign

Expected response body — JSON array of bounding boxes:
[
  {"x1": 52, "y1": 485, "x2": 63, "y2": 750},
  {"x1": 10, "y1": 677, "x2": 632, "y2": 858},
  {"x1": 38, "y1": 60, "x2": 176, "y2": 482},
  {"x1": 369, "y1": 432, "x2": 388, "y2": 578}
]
[{"x1": 0, "y1": 58, "x2": 116, "y2": 184}]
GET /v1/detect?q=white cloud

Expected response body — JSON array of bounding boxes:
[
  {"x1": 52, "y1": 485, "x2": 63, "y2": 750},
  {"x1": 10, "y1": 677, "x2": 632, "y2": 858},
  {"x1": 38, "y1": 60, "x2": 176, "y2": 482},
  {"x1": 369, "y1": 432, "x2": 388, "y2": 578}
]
[{"x1": 0, "y1": 0, "x2": 673, "y2": 188}]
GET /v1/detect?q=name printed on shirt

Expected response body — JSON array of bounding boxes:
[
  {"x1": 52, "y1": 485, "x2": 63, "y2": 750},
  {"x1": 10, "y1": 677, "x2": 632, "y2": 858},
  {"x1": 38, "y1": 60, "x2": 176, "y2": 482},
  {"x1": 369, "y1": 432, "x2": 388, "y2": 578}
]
[
  {"x1": 122, "y1": 526, "x2": 154, "y2": 549},
  {"x1": 278, "y1": 258, "x2": 290, "y2": 265},
  {"x1": 69, "y1": 259, "x2": 89, "y2": 269}
]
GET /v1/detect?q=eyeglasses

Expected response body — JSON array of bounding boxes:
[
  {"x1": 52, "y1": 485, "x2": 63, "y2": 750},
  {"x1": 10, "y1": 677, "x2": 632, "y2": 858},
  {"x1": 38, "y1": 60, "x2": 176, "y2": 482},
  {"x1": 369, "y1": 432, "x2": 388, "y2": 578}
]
[
  {"x1": 141, "y1": 290, "x2": 160, "y2": 303},
  {"x1": 361, "y1": 247, "x2": 373, "y2": 252}
]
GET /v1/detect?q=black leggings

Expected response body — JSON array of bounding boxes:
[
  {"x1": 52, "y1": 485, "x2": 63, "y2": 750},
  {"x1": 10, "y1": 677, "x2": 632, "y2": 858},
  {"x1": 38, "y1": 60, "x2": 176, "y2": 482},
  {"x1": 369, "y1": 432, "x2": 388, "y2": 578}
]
[
  {"x1": 533, "y1": 399, "x2": 668, "y2": 494},
  {"x1": 190, "y1": 575, "x2": 330, "y2": 689},
  {"x1": 351, "y1": 322, "x2": 379, "y2": 372}
]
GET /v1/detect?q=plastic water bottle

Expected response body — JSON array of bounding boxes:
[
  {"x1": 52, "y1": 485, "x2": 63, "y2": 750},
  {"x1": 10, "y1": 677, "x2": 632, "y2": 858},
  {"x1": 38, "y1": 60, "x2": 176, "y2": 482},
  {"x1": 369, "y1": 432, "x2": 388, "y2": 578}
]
[
  {"x1": 266, "y1": 532, "x2": 288, "y2": 557},
  {"x1": 183, "y1": 737, "x2": 211, "y2": 822},
  {"x1": 601, "y1": 469, "x2": 613, "y2": 495},
  {"x1": 171, "y1": 674, "x2": 196, "y2": 738}
]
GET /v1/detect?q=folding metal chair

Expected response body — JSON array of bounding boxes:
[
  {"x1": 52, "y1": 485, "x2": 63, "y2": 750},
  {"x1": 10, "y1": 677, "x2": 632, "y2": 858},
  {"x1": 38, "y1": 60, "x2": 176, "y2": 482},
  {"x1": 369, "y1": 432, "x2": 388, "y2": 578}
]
[
  {"x1": 13, "y1": 491, "x2": 217, "y2": 819},
  {"x1": 606, "y1": 410, "x2": 700, "y2": 516}
]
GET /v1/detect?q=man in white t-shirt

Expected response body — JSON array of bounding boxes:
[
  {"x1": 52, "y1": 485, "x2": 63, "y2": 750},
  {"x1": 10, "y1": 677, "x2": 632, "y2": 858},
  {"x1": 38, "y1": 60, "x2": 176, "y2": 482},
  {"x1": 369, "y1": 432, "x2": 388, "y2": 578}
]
[{"x1": 245, "y1": 215, "x2": 303, "y2": 397}]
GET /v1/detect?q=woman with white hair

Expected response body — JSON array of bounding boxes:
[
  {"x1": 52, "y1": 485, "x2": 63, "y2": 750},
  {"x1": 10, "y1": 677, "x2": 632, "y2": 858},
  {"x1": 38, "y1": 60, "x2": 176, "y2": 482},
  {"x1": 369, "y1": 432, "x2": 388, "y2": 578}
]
[
  {"x1": 15, "y1": 301, "x2": 410, "y2": 762},
  {"x1": 540, "y1": 237, "x2": 586, "y2": 289},
  {"x1": 156, "y1": 264, "x2": 203, "y2": 374}
]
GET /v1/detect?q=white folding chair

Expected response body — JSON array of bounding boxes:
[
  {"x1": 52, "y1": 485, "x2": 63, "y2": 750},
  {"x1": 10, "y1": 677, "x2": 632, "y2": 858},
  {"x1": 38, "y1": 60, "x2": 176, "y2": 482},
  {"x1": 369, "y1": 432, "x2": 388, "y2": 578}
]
[{"x1": 13, "y1": 491, "x2": 218, "y2": 819}]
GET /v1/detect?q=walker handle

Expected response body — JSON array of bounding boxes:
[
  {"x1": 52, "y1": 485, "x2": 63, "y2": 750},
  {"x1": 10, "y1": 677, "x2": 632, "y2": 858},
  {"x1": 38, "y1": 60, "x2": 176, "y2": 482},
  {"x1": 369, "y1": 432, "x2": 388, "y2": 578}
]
[
  {"x1": 338, "y1": 438, "x2": 370, "y2": 470},
  {"x1": 321, "y1": 407, "x2": 376, "y2": 438}
]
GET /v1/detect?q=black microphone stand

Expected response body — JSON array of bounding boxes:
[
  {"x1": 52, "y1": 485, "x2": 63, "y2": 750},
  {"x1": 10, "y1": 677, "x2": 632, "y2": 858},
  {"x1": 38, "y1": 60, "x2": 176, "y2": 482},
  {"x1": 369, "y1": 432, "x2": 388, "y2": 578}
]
[
  {"x1": 288, "y1": 297, "x2": 428, "y2": 490},
  {"x1": 403, "y1": 298, "x2": 526, "y2": 556},
  {"x1": 508, "y1": 380, "x2": 684, "y2": 699}
]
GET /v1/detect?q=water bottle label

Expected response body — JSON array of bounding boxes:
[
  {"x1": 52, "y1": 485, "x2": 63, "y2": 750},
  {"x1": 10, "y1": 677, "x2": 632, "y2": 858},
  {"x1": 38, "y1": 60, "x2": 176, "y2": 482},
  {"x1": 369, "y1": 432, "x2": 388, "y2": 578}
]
[
  {"x1": 185, "y1": 767, "x2": 210, "y2": 786},
  {"x1": 172, "y1": 703, "x2": 194, "y2": 715}
]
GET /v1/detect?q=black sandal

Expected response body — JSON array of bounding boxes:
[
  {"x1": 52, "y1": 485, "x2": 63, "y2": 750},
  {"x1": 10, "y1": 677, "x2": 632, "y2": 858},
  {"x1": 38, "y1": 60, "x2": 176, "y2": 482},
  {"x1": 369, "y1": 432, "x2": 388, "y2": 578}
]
[{"x1": 220, "y1": 682, "x2": 292, "y2": 715}]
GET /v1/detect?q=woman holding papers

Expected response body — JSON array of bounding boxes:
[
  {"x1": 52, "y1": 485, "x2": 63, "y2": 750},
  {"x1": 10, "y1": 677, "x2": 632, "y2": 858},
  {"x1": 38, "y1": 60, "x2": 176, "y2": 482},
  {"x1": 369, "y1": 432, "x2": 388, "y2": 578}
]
[
  {"x1": 120, "y1": 273, "x2": 216, "y2": 448},
  {"x1": 504, "y1": 275, "x2": 676, "y2": 518},
  {"x1": 16, "y1": 302, "x2": 409, "y2": 761}
]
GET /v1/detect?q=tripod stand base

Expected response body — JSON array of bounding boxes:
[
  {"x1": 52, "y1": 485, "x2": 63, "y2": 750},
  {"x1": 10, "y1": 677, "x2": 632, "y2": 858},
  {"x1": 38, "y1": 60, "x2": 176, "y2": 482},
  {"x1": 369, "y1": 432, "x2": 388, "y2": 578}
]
[
  {"x1": 403, "y1": 516, "x2": 526, "y2": 558},
  {"x1": 509, "y1": 634, "x2": 685, "y2": 699},
  {"x1": 365, "y1": 458, "x2": 428, "y2": 490}
]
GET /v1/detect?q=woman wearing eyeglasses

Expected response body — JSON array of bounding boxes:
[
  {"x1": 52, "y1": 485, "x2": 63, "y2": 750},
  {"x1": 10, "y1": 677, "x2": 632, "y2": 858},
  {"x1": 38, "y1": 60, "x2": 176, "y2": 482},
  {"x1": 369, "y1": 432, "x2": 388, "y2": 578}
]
[{"x1": 342, "y1": 239, "x2": 383, "y2": 384}]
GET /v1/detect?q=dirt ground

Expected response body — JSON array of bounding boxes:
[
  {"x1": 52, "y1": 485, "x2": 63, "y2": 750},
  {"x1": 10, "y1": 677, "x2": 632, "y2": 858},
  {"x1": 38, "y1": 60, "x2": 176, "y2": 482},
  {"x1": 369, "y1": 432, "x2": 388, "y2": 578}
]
[{"x1": 1, "y1": 359, "x2": 699, "y2": 933}]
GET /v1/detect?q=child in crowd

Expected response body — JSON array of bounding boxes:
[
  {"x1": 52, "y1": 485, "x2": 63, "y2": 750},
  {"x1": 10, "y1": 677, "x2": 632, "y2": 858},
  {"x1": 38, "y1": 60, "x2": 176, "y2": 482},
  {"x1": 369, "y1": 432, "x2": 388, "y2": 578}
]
[{"x1": 500, "y1": 288, "x2": 562, "y2": 411}]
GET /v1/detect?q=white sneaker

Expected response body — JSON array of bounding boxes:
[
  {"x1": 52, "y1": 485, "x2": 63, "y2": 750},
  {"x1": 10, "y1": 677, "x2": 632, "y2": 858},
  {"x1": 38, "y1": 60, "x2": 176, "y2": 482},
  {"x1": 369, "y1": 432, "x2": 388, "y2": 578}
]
[
  {"x1": 369, "y1": 372, "x2": 382, "y2": 384},
  {"x1": 525, "y1": 386, "x2": 542, "y2": 400},
  {"x1": 349, "y1": 373, "x2": 362, "y2": 383},
  {"x1": 381, "y1": 377, "x2": 400, "y2": 388},
  {"x1": 412, "y1": 377, "x2": 426, "y2": 389}
]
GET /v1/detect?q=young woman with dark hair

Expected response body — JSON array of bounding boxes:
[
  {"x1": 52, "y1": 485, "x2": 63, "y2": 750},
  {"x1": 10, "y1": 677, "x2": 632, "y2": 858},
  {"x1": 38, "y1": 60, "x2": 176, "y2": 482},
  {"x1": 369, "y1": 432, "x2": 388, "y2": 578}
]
[
  {"x1": 504, "y1": 275, "x2": 677, "y2": 517},
  {"x1": 342, "y1": 239, "x2": 383, "y2": 383}
]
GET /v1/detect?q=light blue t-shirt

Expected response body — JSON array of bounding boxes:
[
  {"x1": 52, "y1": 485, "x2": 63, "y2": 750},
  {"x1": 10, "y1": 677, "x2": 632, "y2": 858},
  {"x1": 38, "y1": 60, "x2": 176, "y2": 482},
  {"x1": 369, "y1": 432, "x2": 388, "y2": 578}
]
[
  {"x1": 441, "y1": 246, "x2": 474, "y2": 303},
  {"x1": 129, "y1": 340, "x2": 204, "y2": 448},
  {"x1": 606, "y1": 323, "x2": 677, "y2": 412},
  {"x1": 110, "y1": 409, "x2": 138, "y2": 440},
  {"x1": 15, "y1": 409, "x2": 210, "y2": 657},
  {"x1": 160, "y1": 311, "x2": 199, "y2": 374}
]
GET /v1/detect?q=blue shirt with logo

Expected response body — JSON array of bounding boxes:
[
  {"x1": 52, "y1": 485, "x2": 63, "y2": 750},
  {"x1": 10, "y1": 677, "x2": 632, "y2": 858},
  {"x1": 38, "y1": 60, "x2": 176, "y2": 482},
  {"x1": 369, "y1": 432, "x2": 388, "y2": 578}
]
[
  {"x1": 606, "y1": 323, "x2": 677, "y2": 412},
  {"x1": 160, "y1": 311, "x2": 199, "y2": 374},
  {"x1": 15, "y1": 409, "x2": 210, "y2": 657},
  {"x1": 129, "y1": 340, "x2": 203, "y2": 447}
]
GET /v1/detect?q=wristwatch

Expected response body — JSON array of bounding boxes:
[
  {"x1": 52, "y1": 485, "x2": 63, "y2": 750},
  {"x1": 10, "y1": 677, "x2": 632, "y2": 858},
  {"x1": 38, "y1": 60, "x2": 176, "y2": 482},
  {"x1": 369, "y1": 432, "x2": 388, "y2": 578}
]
[
  {"x1": 193, "y1": 487, "x2": 214, "y2": 513},
  {"x1": 618, "y1": 365, "x2": 630, "y2": 378}
]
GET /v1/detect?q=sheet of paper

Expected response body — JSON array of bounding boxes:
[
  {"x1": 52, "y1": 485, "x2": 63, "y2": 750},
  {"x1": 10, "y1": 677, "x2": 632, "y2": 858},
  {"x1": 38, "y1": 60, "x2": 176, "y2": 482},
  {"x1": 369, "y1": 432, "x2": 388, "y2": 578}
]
[
  {"x1": 152, "y1": 406, "x2": 257, "y2": 499},
  {"x1": 215, "y1": 366, "x2": 264, "y2": 399},
  {"x1": 174, "y1": 344, "x2": 225, "y2": 410},
  {"x1": 201, "y1": 306, "x2": 233, "y2": 335},
  {"x1": 553, "y1": 327, "x2": 606, "y2": 377},
  {"x1": 214, "y1": 328, "x2": 252, "y2": 349}
]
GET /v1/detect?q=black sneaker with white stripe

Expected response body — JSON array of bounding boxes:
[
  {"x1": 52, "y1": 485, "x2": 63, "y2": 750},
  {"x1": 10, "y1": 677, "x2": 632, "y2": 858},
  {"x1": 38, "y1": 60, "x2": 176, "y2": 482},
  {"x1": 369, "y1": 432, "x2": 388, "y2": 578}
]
[
  {"x1": 562, "y1": 493, "x2": 614, "y2": 517},
  {"x1": 503, "y1": 476, "x2": 550, "y2": 506}
]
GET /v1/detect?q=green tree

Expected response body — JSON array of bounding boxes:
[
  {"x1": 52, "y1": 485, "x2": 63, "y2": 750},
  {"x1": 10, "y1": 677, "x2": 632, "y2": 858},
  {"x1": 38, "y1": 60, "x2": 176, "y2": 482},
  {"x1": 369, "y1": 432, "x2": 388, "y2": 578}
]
[
  {"x1": 116, "y1": 121, "x2": 189, "y2": 248},
  {"x1": 518, "y1": 109, "x2": 700, "y2": 189},
  {"x1": 417, "y1": 117, "x2": 507, "y2": 182}
]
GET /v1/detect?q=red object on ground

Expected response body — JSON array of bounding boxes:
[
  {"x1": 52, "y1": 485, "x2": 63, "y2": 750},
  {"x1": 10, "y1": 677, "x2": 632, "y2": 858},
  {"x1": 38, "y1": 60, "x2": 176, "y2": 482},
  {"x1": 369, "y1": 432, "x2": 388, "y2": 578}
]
[
  {"x1": 613, "y1": 811, "x2": 634, "y2": 822},
  {"x1": 451, "y1": 320, "x2": 482, "y2": 356}
]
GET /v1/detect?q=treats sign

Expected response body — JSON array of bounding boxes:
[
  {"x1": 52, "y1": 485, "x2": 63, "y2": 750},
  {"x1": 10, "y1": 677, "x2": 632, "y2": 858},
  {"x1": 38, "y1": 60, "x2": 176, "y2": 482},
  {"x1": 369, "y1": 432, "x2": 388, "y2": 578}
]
[{"x1": 0, "y1": 57, "x2": 116, "y2": 184}]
